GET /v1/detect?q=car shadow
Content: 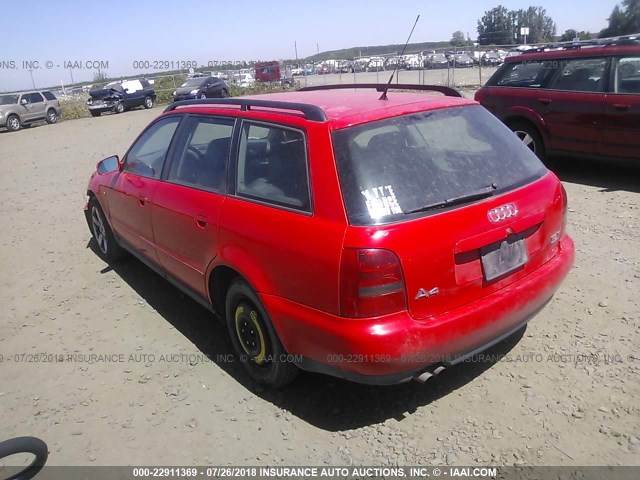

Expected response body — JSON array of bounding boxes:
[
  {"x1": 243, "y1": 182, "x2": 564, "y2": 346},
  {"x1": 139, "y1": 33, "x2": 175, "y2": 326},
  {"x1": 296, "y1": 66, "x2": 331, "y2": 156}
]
[
  {"x1": 88, "y1": 239, "x2": 525, "y2": 431},
  {"x1": 552, "y1": 157, "x2": 640, "y2": 194}
]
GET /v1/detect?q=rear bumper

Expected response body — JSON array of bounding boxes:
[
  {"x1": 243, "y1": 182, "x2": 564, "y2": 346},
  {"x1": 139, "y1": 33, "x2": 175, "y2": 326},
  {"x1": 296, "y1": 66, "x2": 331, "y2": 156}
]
[{"x1": 263, "y1": 235, "x2": 574, "y2": 384}]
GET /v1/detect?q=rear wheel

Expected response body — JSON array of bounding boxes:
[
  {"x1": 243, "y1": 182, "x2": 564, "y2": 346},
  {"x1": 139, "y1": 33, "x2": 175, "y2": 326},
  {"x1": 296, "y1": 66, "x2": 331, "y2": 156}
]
[
  {"x1": 510, "y1": 122, "x2": 546, "y2": 162},
  {"x1": 221, "y1": 89, "x2": 229, "y2": 98},
  {"x1": 90, "y1": 111, "x2": 101, "y2": 117},
  {"x1": 225, "y1": 279, "x2": 299, "y2": 388},
  {"x1": 6, "y1": 114, "x2": 20, "y2": 131},
  {"x1": 45, "y1": 109, "x2": 58, "y2": 124},
  {"x1": 144, "y1": 96, "x2": 154, "y2": 109},
  {"x1": 88, "y1": 197, "x2": 123, "y2": 263}
]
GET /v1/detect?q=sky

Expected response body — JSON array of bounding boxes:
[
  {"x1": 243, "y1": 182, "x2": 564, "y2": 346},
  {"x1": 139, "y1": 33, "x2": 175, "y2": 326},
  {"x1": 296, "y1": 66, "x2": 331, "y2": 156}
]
[{"x1": 0, "y1": 0, "x2": 620, "y2": 92}]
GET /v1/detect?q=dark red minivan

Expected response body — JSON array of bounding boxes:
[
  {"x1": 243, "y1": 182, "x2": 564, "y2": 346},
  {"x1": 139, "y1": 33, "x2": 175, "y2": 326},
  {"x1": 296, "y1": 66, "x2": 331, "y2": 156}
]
[
  {"x1": 475, "y1": 38, "x2": 640, "y2": 165},
  {"x1": 85, "y1": 85, "x2": 574, "y2": 387}
]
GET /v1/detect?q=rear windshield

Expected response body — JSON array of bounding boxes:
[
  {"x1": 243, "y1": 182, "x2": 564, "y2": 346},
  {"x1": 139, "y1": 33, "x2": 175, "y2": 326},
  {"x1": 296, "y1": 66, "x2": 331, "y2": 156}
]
[{"x1": 332, "y1": 105, "x2": 546, "y2": 226}]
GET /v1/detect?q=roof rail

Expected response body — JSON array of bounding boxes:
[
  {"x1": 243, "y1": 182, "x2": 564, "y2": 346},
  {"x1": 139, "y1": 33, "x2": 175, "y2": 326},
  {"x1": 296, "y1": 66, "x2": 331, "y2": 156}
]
[
  {"x1": 164, "y1": 98, "x2": 327, "y2": 122},
  {"x1": 298, "y1": 83, "x2": 463, "y2": 98},
  {"x1": 525, "y1": 34, "x2": 640, "y2": 53}
]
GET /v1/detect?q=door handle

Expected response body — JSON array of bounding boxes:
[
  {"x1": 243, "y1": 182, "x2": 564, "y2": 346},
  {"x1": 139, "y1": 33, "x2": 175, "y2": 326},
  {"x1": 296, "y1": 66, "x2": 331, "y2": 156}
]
[
  {"x1": 195, "y1": 214, "x2": 208, "y2": 229},
  {"x1": 138, "y1": 195, "x2": 147, "y2": 206},
  {"x1": 612, "y1": 103, "x2": 631, "y2": 111},
  {"x1": 537, "y1": 98, "x2": 551, "y2": 105}
]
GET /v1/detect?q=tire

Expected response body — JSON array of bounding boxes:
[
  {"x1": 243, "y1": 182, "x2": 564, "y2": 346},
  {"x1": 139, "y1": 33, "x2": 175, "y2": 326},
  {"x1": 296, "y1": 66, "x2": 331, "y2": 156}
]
[
  {"x1": 509, "y1": 121, "x2": 546, "y2": 162},
  {"x1": 221, "y1": 89, "x2": 229, "y2": 98},
  {"x1": 199, "y1": 93, "x2": 207, "y2": 99},
  {"x1": 114, "y1": 102, "x2": 124, "y2": 114},
  {"x1": 88, "y1": 197, "x2": 124, "y2": 263},
  {"x1": 45, "y1": 109, "x2": 58, "y2": 124},
  {"x1": 5, "y1": 114, "x2": 21, "y2": 131},
  {"x1": 225, "y1": 279, "x2": 299, "y2": 388},
  {"x1": 90, "y1": 111, "x2": 101, "y2": 117},
  {"x1": 144, "y1": 96, "x2": 154, "y2": 109}
]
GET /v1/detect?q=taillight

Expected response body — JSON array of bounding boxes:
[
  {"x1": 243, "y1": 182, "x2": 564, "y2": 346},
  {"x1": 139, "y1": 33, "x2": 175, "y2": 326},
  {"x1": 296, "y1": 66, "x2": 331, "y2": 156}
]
[
  {"x1": 340, "y1": 248, "x2": 407, "y2": 318},
  {"x1": 561, "y1": 184, "x2": 568, "y2": 234}
]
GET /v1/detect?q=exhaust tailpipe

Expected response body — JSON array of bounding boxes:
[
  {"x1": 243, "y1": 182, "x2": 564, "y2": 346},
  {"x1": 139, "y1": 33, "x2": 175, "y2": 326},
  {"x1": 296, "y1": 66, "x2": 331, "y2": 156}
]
[{"x1": 414, "y1": 365, "x2": 446, "y2": 384}]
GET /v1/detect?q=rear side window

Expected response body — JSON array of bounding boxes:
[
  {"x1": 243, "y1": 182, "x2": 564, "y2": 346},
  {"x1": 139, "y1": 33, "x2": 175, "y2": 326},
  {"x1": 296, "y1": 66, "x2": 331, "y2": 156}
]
[
  {"x1": 547, "y1": 57, "x2": 607, "y2": 92},
  {"x1": 42, "y1": 91, "x2": 56, "y2": 101},
  {"x1": 495, "y1": 61, "x2": 549, "y2": 87},
  {"x1": 236, "y1": 123, "x2": 310, "y2": 212},
  {"x1": 332, "y1": 105, "x2": 546, "y2": 226},
  {"x1": 28, "y1": 92, "x2": 44, "y2": 103},
  {"x1": 167, "y1": 116, "x2": 233, "y2": 192},
  {"x1": 612, "y1": 56, "x2": 640, "y2": 94}
]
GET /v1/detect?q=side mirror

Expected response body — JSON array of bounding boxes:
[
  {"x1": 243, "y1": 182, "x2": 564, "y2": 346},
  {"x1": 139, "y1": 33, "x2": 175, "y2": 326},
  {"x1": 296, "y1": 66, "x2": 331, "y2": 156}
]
[
  {"x1": 96, "y1": 155, "x2": 121, "y2": 175},
  {"x1": 20, "y1": 98, "x2": 28, "y2": 105}
]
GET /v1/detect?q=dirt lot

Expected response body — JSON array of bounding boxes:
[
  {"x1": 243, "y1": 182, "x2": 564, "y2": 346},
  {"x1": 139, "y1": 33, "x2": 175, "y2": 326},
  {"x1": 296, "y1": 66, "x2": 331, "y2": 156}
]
[{"x1": 0, "y1": 101, "x2": 638, "y2": 469}]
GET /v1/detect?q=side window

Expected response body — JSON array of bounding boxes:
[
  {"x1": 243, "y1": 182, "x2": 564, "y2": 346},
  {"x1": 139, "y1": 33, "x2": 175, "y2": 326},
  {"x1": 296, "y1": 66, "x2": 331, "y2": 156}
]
[
  {"x1": 236, "y1": 123, "x2": 310, "y2": 212},
  {"x1": 496, "y1": 61, "x2": 548, "y2": 87},
  {"x1": 122, "y1": 80, "x2": 143, "y2": 93},
  {"x1": 125, "y1": 117, "x2": 181, "y2": 179},
  {"x1": 29, "y1": 92, "x2": 44, "y2": 103},
  {"x1": 42, "y1": 91, "x2": 56, "y2": 101},
  {"x1": 612, "y1": 57, "x2": 640, "y2": 94},
  {"x1": 547, "y1": 57, "x2": 607, "y2": 92},
  {"x1": 167, "y1": 116, "x2": 233, "y2": 192}
]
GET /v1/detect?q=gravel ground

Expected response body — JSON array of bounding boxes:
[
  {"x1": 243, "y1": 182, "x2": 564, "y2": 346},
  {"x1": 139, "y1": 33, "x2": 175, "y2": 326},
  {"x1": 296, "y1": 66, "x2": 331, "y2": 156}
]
[{"x1": 0, "y1": 98, "x2": 638, "y2": 469}]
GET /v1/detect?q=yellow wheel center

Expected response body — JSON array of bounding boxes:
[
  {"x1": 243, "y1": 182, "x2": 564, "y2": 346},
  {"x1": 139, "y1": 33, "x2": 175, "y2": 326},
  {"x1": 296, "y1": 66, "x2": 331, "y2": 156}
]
[{"x1": 235, "y1": 305, "x2": 267, "y2": 364}]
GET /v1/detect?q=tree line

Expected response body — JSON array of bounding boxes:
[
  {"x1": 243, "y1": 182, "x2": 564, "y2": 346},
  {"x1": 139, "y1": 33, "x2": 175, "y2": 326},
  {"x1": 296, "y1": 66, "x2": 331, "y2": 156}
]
[{"x1": 468, "y1": 1, "x2": 638, "y2": 47}]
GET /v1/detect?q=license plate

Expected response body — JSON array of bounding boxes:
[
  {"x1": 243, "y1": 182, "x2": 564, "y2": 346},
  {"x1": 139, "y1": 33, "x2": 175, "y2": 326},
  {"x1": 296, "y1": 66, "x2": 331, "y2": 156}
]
[{"x1": 480, "y1": 236, "x2": 528, "y2": 282}]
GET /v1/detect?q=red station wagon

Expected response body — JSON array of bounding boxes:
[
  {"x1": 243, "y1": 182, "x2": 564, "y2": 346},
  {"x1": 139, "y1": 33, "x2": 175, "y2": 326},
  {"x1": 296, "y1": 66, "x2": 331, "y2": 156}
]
[
  {"x1": 475, "y1": 38, "x2": 640, "y2": 165},
  {"x1": 85, "y1": 84, "x2": 574, "y2": 387}
]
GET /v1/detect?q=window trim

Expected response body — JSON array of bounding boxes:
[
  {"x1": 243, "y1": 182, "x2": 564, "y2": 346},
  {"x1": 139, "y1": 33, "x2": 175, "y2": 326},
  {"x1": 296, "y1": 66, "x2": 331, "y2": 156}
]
[
  {"x1": 162, "y1": 113, "x2": 236, "y2": 194},
  {"x1": 231, "y1": 119, "x2": 313, "y2": 215},
  {"x1": 121, "y1": 115, "x2": 184, "y2": 180}
]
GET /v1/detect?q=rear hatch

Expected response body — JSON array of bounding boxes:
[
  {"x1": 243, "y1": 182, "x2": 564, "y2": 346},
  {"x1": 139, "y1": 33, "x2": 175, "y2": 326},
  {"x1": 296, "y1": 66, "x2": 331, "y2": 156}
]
[{"x1": 333, "y1": 105, "x2": 566, "y2": 320}]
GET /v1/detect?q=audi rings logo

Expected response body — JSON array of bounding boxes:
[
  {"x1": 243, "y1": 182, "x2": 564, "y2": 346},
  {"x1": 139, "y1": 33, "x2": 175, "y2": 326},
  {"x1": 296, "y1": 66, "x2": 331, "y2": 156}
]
[{"x1": 488, "y1": 203, "x2": 518, "y2": 223}]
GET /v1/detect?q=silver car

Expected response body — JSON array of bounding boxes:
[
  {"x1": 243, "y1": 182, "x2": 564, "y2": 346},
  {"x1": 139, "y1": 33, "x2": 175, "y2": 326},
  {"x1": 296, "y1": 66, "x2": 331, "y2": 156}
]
[{"x1": 0, "y1": 91, "x2": 61, "y2": 132}]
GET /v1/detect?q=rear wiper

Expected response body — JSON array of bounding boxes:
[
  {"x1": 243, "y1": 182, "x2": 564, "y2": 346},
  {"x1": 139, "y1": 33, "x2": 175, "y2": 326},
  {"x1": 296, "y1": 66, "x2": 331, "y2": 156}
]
[{"x1": 404, "y1": 183, "x2": 497, "y2": 215}]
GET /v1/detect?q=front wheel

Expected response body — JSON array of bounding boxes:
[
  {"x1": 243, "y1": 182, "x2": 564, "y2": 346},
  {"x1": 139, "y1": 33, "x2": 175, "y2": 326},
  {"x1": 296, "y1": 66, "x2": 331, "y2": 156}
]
[
  {"x1": 510, "y1": 122, "x2": 546, "y2": 162},
  {"x1": 88, "y1": 197, "x2": 123, "y2": 263},
  {"x1": 114, "y1": 102, "x2": 124, "y2": 114},
  {"x1": 144, "y1": 96, "x2": 154, "y2": 109},
  {"x1": 225, "y1": 279, "x2": 299, "y2": 388},
  {"x1": 90, "y1": 110, "x2": 101, "y2": 117},
  {"x1": 5, "y1": 114, "x2": 21, "y2": 131}
]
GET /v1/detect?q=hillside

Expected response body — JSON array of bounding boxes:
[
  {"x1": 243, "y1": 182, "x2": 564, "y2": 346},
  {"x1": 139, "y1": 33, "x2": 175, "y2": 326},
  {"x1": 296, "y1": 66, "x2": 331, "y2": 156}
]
[{"x1": 304, "y1": 41, "x2": 451, "y2": 62}]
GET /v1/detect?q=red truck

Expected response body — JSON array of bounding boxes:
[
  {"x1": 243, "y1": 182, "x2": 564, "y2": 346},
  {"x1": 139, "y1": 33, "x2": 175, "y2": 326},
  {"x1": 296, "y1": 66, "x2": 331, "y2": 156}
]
[{"x1": 255, "y1": 61, "x2": 294, "y2": 87}]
